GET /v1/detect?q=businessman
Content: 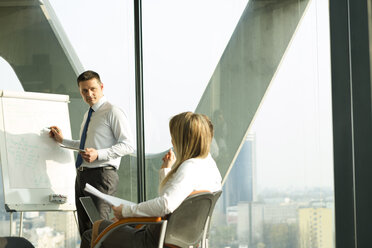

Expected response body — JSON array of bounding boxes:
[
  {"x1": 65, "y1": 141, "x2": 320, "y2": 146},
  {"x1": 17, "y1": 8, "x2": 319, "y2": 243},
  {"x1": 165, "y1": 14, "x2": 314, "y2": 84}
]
[{"x1": 49, "y1": 70, "x2": 134, "y2": 236}]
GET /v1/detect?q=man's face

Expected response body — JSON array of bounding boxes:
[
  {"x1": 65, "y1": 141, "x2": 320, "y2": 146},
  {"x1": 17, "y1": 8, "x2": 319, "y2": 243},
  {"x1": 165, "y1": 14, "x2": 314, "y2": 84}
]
[{"x1": 79, "y1": 78, "x2": 104, "y2": 107}]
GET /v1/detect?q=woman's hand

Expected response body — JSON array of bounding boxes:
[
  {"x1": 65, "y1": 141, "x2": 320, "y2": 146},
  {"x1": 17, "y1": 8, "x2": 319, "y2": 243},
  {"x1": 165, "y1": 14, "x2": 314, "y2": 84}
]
[
  {"x1": 112, "y1": 204, "x2": 124, "y2": 220},
  {"x1": 161, "y1": 149, "x2": 176, "y2": 169}
]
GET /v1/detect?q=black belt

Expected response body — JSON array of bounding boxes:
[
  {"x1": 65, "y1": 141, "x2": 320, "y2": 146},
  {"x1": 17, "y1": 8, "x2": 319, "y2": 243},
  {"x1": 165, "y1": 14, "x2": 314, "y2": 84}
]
[{"x1": 77, "y1": 166, "x2": 116, "y2": 172}]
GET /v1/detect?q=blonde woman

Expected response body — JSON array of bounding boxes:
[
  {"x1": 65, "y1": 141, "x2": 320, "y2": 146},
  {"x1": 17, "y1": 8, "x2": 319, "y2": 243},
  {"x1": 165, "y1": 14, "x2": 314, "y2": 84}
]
[{"x1": 80, "y1": 112, "x2": 222, "y2": 248}]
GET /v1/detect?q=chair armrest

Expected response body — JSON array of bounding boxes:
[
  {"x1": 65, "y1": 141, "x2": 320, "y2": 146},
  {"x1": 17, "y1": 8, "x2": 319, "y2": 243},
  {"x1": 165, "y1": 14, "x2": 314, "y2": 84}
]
[
  {"x1": 92, "y1": 217, "x2": 164, "y2": 248},
  {"x1": 189, "y1": 190, "x2": 211, "y2": 196}
]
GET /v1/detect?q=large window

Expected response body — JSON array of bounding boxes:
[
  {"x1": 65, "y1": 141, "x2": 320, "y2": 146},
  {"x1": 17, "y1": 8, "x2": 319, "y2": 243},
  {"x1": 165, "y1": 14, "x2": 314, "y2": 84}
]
[
  {"x1": 209, "y1": 1, "x2": 334, "y2": 246},
  {"x1": 143, "y1": 0, "x2": 333, "y2": 247},
  {"x1": 0, "y1": 1, "x2": 136, "y2": 247},
  {"x1": 0, "y1": 0, "x2": 339, "y2": 247}
]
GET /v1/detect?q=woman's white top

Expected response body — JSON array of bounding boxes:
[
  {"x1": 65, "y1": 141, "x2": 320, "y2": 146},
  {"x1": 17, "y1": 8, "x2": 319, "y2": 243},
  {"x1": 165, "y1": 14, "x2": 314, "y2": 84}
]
[{"x1": 121, "y1": 154, "x2": 222, "y2": 217}]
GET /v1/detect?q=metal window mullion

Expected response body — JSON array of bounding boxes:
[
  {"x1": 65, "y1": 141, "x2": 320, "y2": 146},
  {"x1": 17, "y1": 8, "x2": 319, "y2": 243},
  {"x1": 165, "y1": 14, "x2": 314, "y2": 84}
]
[
  {"x1": 348, "y1": 0, "x2": 372, "y2": 247},
  {"x1": 134, "y1": 0, "x2": 146, "y2": 203},
  {"x1": 329, "y1": 0, "x2": 355, "y2": 247}
]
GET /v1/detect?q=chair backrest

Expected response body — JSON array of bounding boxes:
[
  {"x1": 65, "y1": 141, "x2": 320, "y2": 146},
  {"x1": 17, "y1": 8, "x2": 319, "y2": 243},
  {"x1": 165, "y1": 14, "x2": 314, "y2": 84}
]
[
  {"x1": 205, "y1": 190, "x2": 223, "y2": 238},
  {"x1": 0, "y1": 237, "x2": 35, "y2": 248},
  {"x1": 163, "y1": 190, "x2": 222, "y2": 248}
]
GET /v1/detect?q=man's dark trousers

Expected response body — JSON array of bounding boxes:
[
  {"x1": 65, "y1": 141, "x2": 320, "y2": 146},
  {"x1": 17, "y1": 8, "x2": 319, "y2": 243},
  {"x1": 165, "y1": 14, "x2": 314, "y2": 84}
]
[{"x1": 75, "y1": 167, "x2": 119, "y2": 236}]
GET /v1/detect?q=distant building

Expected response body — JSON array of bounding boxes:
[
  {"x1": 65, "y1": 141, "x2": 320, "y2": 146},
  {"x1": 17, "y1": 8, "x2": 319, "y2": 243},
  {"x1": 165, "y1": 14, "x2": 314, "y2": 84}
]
[
  {"x1": 220, "y1": 134, "x2": 258, "y2": 246},
  {"x1": 237, "y1": 202, "x2": 264, "y2": 246},
  {"x1": 298, "y1": 207, "x2": 333, "y2": 248},
  {"x1": 223, "y1": 134, "x2": 256, "y2": 209},
  {"x1": 33, "y1": 227, "x2": 65, "y2": 248},
  {"x1": 45, "y1": 212, "x2": 79, "y2": 248},
  {"x1": 0, "y1": 220, "x2": 11, "y2": 236},
  {"x1": 263, "y1": 203, "x2": 298, "y2": 224}
]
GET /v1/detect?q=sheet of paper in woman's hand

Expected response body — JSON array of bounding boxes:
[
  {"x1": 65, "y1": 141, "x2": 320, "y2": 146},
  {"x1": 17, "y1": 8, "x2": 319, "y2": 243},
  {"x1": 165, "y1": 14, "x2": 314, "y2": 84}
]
[{"x1": 84, "y1": 183, "x2": 135, "y2": 206}]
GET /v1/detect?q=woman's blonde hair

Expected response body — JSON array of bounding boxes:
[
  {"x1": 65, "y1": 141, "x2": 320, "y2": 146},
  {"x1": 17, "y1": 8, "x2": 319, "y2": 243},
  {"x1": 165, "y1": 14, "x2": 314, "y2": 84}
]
[{"x1": 159, "y1": 112, "x2": 213, "y2": 190}]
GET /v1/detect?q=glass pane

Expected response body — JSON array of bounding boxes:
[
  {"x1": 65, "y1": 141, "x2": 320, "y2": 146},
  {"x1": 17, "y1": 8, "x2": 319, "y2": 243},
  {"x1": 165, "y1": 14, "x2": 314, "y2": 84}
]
[
  {"x1": 142, "y1": 0, "x2": 248, "y2": 197},
  {"x1": 144, "y1": 0, "x2": 334, "y2": 248},
  {"x1": 208, "y1": 0, "x2": 334, "y2": 247},
  {"x1": 0, "y1": 1, "x2": 136, "y2": 246}
]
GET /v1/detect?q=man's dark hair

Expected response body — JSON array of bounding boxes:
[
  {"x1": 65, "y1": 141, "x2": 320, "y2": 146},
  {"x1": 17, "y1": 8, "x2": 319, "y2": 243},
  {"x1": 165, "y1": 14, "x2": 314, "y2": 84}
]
[{"x1": 77, "y1": 70, "x2": 101, "y2": 86}]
